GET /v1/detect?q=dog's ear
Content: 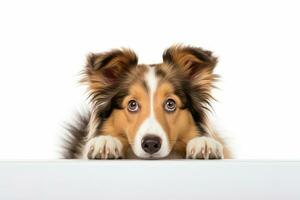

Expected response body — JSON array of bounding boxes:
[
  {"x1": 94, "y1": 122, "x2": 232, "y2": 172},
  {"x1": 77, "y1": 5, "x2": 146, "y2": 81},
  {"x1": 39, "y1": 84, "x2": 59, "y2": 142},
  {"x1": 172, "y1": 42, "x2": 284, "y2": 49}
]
[
  {"x1": 163, "y1": 45, "x2": 218, "y2": 120},
  {"x1": 83, "y1": 48, "x2": 138, "y2": 88},
  {"x1": 163, "y1": 45, "x2": 217, "y2": 82}
]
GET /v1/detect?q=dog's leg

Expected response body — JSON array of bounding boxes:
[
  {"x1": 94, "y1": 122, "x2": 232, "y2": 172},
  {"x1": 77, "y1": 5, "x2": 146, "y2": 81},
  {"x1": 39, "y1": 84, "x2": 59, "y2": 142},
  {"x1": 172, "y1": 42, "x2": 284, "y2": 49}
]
[
  {"x1": 82, "y1": 135, "x2": 125, "y2": 159},
  {"x1": 185, "y1": 136, "x2": 224, "y2": 159}
]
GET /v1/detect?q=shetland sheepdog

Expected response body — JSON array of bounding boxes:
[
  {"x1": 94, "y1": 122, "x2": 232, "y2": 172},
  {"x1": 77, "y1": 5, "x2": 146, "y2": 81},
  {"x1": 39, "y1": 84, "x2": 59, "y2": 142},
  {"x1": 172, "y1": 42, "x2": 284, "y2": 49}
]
[{"x1": 62, "y1": 45, "x2": 231, "y2": 159}]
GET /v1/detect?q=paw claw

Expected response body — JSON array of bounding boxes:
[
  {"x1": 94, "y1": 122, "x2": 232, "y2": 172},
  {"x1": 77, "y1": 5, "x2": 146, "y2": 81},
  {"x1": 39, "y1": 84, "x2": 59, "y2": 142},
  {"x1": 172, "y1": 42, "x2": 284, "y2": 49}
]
[{"x1": 191, "y1": 148, "x2": 195, "y2": 155}]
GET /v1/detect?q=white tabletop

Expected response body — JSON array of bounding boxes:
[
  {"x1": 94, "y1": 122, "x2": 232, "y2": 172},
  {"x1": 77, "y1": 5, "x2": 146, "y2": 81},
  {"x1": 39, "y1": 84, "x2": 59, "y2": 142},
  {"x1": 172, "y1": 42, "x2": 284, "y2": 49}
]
[{"x1": 0, "y1": 160, "x2": 299, "y2": 200}]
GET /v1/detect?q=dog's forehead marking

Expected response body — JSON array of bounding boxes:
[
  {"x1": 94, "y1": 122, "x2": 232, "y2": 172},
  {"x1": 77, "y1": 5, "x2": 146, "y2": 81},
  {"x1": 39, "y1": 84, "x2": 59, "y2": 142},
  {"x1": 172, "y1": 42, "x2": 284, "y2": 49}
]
[
  {"x1": 132, "y1": 65, "x2": 169, "y2": 158},
  {"x1": 145, "y1": 66, "x2": 158, "y2": 115}
]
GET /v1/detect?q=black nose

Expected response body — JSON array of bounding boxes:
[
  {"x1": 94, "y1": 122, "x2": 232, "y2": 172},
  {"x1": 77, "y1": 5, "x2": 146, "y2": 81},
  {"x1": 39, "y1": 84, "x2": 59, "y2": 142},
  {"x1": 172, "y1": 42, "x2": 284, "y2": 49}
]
[{"x1": 141, "y1": 135, "x2": 162, "y2": 154}]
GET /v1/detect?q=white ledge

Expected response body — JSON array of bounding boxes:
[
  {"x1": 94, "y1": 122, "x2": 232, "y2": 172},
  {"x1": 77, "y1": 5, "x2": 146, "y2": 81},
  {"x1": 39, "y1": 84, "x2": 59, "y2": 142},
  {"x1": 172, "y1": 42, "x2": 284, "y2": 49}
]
[{"x1": 0, "y1": 160, "x2": 300, "y2": 200}]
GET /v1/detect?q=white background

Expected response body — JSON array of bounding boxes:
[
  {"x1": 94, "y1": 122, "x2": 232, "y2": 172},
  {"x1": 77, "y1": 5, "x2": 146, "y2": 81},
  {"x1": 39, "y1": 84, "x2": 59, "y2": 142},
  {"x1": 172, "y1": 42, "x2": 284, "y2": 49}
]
[{"x1": 0, "y1": 0, "x2": 299, "y2": 159}]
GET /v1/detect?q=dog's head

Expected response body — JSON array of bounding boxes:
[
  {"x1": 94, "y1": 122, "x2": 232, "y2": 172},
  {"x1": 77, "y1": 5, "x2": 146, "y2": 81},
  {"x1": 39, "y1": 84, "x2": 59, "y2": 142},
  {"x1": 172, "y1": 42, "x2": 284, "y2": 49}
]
[{"x1": 83, "y1": 45, "x2": 217, "y2": 158}]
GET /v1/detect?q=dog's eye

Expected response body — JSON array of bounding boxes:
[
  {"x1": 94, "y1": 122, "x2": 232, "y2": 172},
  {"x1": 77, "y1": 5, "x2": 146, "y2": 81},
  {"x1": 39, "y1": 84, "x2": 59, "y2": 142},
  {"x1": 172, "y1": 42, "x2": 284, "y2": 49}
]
[
  {"x1": 164, "y1": 99, "x2": 176, "y2": 112},
  {"x1": 128, "y1": 100, "x2": 139, "y2": 112}
]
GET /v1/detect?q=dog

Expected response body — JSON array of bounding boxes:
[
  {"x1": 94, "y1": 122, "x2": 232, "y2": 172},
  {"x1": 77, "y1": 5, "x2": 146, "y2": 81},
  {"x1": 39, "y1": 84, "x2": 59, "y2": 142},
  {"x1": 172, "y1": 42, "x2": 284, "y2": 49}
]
[{"x1": 62, "y1": 45, "x2": 231, "y2": 159}]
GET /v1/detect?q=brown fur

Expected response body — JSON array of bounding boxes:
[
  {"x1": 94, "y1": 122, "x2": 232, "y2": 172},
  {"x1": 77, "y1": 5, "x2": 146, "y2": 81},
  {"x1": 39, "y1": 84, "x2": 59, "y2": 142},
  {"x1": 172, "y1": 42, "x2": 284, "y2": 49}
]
[{"x1": 62, "y1": 45, "x2": 231, "y2": 159}]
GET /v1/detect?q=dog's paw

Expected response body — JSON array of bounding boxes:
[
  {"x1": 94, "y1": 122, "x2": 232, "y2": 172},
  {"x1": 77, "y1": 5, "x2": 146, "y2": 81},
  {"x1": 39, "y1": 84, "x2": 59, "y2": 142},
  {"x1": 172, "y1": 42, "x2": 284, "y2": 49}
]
[
  {"x1": 186, "y1": 136, "x2": 223, "y2": 159},
  {"x1": 83, "y1": 135, "x2": 123, "y2": 159}
]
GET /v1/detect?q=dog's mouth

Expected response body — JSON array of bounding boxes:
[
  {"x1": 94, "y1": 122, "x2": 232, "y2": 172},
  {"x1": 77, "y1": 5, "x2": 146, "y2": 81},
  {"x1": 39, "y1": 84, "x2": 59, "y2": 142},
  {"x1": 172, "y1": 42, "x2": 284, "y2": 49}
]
[
  {"x1": 138, "y1": 155, "x2": 168, "y2": 160},
  {"x1": 135, "y1": 152, "x2": 170, "y2": 160}
]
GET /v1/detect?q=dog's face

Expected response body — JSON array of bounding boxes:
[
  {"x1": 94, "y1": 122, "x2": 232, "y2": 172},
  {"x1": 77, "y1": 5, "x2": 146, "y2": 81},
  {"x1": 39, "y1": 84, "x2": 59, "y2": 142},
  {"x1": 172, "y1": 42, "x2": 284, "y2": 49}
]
[
  {"x1": 84, "y1": 46, "x2": 217, "y2": 158},
  {"x1": 115, "y1": 66, "x2": 194, "y2": 158}
]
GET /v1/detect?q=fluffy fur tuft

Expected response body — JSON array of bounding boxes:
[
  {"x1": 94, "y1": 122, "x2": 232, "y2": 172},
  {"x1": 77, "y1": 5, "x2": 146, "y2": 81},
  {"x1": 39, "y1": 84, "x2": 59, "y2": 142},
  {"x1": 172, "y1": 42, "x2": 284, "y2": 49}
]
[{"x1": 61, "y1": 112, "x2": 90, "y2": 158}]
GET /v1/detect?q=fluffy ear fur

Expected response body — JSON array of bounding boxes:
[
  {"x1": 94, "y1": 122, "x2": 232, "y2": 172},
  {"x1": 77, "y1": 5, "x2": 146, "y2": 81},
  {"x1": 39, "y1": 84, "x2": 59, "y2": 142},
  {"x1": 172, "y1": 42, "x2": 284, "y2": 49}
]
[
  {"x1": 163, "y1": 45, "x2": 218, "y2": 99},
  {"x1": 162, "y1": 45, "x2": 218, "y2": 134},
  {"x1": 82, "y1": 48, "x2": 138, "y2": 118},
  {"x1": 83, "y1": 48, "x2": 138, "y2": 86},
  {"x1": 163, "y1": 45, "x2": 217, "y2": 81}
]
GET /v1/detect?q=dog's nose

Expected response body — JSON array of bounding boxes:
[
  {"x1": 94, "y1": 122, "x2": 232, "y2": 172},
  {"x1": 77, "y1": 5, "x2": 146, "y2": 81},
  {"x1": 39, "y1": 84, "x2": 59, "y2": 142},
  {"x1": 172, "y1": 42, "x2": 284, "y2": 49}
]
[{"x1": 141, "y1": 135, "x2": 161, "y2": 154}]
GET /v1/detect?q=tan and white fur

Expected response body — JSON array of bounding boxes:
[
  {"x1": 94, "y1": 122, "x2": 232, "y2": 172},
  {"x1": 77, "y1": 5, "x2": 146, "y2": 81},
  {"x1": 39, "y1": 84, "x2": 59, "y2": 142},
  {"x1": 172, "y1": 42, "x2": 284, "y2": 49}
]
[{"x1": 62, "y1": 45, "x2": 231, "y2": 159}]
